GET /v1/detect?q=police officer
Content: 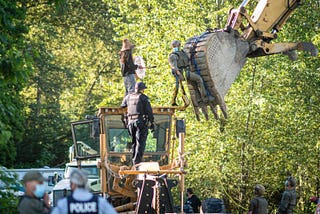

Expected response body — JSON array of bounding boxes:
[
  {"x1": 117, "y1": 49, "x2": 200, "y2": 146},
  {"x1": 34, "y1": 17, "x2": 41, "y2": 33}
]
[
  {"x1": 248, "y1": 184, "x2": 268, "y2": 214},
  {"x1": 168, "y1": 40, "x2": 211, "y2": 106},
  {"x1": 121, "y1": 82, "x2": 154, "y2": 165},
  {"x1": 18, "y1": 171, "x2": 51, "y2": 214},
  {"x1": 51, "y1": 169, "x2": 117, "y2": 214},
  {"x1": 185, "y1": 188, "x2": 202, "y2": 213},
  {"x1": 278, "y1": 176, "x2": 297, "y2": 214}
]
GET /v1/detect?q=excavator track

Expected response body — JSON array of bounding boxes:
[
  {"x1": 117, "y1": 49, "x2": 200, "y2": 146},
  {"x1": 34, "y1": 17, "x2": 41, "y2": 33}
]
[{"x1": 183, "y1": 29, "x2": 250, "y2": 120}]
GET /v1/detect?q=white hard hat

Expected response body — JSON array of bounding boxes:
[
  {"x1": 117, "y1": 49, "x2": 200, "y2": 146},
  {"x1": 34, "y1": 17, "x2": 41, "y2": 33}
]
[{"x1": 70, "y1": 169, "x2": 88, "y2": 187}]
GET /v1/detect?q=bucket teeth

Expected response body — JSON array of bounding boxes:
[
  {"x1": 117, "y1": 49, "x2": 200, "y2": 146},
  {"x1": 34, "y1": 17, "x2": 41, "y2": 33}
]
[
  {"x1": 184, "y1": 31, "x2": 249, "y2": 121},
  {"x1": 297, "y1": 42, "x2": 319, "y2": 57}
]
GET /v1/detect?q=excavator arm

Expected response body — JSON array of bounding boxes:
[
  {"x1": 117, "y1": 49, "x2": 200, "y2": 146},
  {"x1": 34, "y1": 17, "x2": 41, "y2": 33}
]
[
  {"x1": 228, "y1": 0, "x2": 302, "y2": 40},
  {"x1": 227, "y1": 0, "x2": 318, "y2": 57},
  {"x1": 184, "y1": 0, "x2": 318, "y2": 121}
]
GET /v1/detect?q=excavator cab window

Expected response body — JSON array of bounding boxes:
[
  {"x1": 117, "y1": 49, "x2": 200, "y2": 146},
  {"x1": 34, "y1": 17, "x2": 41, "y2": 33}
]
[
  {"x1": 71, "y1": 120, "x2": 100, "y2": 159},
  {"x1": 104, "y1": 114, "x2": 171, "y2": 166}
]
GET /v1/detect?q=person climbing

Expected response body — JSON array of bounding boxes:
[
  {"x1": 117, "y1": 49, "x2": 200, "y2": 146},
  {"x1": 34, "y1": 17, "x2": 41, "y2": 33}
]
[
  {"x1": 119, "y1": 38, "x2": 142, "y2": 96},
  {"x1": 248, "y1": 184, "x2": 268, "y2": 214},
  {"x1": 278, "y1": 176, "x2": 297, "y2": 214},
  {"x1": 121, "y1": 82, "x2": 154, "y2": 165},
  {"x1": 168, "y1": 40, "x2": 211, "y2": 106}
]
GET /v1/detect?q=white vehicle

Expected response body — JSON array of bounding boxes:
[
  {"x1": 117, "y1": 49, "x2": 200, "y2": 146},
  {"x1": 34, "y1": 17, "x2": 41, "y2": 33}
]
[
  {"x1": 51, "y1": 159, "x2": 100, "y2": 207},
  {"x1": 7, "y1": 167, "x2": 64, "y2": 194}
]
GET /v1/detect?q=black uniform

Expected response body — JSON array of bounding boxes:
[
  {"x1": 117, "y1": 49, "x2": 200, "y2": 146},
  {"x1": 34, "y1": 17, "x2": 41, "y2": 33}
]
[
  {"x1": 186, "y1": 194, "x2": 202, "y2": 213},
  {"x1": 121, "y1": 92, "x2": 154, "y2": 165}
]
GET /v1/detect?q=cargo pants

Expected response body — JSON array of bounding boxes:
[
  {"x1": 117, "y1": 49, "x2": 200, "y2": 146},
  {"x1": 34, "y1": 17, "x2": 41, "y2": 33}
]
[{"x1": 128, "y1": 119, "x2": 148, "y2": 165}]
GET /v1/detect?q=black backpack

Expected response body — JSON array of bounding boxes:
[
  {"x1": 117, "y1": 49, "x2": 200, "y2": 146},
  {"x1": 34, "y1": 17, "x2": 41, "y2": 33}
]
[{"x1": 201, "y1": 198, "x2": 226, "y2": 213}]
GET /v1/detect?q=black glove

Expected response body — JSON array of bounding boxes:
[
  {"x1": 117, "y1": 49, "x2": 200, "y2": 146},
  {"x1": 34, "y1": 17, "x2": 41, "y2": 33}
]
[{"x1": 150, "y1": 123, "x2": 155, "y2": 133}]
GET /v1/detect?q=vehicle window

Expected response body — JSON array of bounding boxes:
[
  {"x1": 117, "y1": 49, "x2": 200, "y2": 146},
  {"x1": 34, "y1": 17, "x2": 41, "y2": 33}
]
[
  {"x1": 72, "y1": 121, "x2": 100, "y2": 157},
  {"x1": 108, "y1": 129, "x2": 131, "y2": 152},
  {"x1": 105, "y1": 114, "x2": 171, "y2": 153},
  {"x1": 65, "y1": 166, "x2": 99, "y2": 179},
  {"x1": 81, "y1": 166, "x2": 99, "y2": 179}
]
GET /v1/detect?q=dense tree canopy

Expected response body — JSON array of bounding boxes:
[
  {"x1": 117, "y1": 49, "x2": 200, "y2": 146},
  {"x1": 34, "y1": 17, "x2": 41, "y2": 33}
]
[{"x1": 0, "y1": 0, "x2": 319, "y2": 212}]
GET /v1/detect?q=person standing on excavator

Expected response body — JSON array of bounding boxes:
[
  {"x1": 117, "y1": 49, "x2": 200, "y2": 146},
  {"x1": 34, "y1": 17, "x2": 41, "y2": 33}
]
[
  {"x1": 121, "y1": 82, "x2": 154, "y2": 166},
  {"x1": 119, "y1": 38, "x2": 142, "y2": 96},
  {"x1": 168, "y1": 40, "x2": 210, "y2": 106}
]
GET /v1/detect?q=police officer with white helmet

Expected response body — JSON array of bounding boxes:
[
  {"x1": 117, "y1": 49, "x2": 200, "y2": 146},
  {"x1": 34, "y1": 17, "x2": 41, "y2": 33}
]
[{"x1": 51, "y1": 169, "x2": 117, "y2": 214}]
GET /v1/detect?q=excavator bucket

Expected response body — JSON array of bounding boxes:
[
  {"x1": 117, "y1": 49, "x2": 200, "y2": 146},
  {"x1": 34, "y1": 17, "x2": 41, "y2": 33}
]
[
  {"x1": 182, "y1": 0, "x2": 318, "y2": 121},
  {"x1": 184, "y1": 29, "x2": 250, "y2": 120}
]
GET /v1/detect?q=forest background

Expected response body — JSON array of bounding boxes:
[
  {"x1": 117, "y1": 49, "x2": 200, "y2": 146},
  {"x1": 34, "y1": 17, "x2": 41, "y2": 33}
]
[{"x1": 0, "y1": 0, "x2": 319, "y2": 213}]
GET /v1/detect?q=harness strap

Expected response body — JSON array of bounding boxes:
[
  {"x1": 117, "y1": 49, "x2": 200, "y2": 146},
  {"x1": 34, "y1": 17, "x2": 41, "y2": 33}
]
[{"x1": 189, "y1": 31, "x2": 213, "y2": 97}]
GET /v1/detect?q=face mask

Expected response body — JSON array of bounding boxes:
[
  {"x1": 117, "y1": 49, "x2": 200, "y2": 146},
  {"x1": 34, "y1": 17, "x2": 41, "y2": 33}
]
[
  {"x1": 33, "y1": 184, "x2": 46, "y2": 198},
  {"x1": 173, "y1": 47, "x2": 179, "y2": 52}
]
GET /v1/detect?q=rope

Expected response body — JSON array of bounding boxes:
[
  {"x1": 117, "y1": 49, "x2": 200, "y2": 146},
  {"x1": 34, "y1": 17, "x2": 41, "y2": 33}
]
[
  {"x1": 189, "y1": 31, "x2": 214, "y2": 97},
  {"x1": 104, "y1": 151, "x2": 128, "y2": 179}
]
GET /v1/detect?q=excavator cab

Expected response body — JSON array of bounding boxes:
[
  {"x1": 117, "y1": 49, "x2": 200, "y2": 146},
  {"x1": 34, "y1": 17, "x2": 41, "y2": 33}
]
[
  {"x1": 183, "y1": 0, "x2": 318, "y2": 121},
  {"x1": 104, "y1": 113, "x2": 171, "y2": 167},
  {"x1": 71, "y1": 107, "x2": 186, "y2": 213}
]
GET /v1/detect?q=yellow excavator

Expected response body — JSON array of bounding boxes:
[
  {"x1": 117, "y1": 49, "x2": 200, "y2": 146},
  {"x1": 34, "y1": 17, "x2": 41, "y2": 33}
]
[
  {"x1": 183, "y1": 0, "x2": 318, "y2": 121},
  {"x1": 70, "y1": 107, "x2": 187, "y2": 213}
]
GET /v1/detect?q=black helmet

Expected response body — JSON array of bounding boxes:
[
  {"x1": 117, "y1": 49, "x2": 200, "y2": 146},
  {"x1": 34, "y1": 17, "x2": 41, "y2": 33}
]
[{"x1": 135, "y1": 82, "x2": 147, "y2": 92}]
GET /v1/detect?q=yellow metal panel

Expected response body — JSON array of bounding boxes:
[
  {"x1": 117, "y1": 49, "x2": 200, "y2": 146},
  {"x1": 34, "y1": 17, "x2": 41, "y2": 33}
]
[{"x1": 251, "y1": 0, "x2": 298, "y2": 32}]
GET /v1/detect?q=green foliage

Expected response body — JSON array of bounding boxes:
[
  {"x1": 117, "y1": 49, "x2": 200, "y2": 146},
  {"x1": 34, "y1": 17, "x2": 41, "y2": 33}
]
[
  {"x1": 0, "y1": 0, "x2": 30, "y2": 167},
  {"x1": 0, "y1": 167, "x2": 20, "y2": 211},
  {"x1": 1, "y1": 0, "x2": 319, "y2": 213},
  {"x1": 14, "y1": 0, "x2": 119, "y2": 167},
  {"x1": 0, "y1": 0, "x2": 30, "y2": 82},
  {"x1": 102, "y1": 0, "x2": 319, "y2": 212}
]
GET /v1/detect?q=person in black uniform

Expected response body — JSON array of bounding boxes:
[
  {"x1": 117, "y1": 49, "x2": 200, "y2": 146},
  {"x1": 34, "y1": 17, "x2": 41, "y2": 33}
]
[
  {"x1": 121, "y1": 82, "x2": 154, "y2": 165},
  {"x1": 185, "y1": 188, "x2": 202, "y2": 213}
]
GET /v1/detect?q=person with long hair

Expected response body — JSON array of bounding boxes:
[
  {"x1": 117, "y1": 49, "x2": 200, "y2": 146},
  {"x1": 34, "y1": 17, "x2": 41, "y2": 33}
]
[{"x1": 119, "y1": 39, "x2": 141, "y2": 96}]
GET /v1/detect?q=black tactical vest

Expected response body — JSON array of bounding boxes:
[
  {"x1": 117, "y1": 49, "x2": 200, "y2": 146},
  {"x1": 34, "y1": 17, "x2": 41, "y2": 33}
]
[
  {"x1": 127, "y1": 93, "x2": 143, "y2": 116},
  {"x1": 67, "y1": 195, "x2": 98, "y2": 214}
]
